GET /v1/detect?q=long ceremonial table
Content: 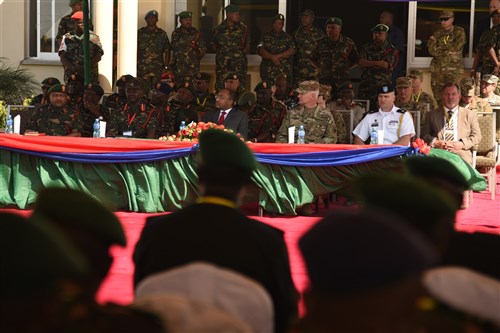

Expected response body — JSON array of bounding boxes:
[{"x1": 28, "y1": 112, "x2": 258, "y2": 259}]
[{"x1": 0, "y1": 134, "x2": 486, "y2": 216}]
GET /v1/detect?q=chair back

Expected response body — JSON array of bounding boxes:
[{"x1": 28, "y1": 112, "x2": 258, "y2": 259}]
[
  {"x1": 492, "y1": 107, "x2": 500, "y2": 143},
  {"x1": 335, "y1": 109, "x2": 354, "y2": 143},
  {"x1": 409, "y1": 110, "x2": 421, "y2": 139},
  {"x1": 7, "y1": 105, "x2": 35, "y2": 134},
  {"x1": 476, "y1": 112, "x2": 496, "y2": 155}
]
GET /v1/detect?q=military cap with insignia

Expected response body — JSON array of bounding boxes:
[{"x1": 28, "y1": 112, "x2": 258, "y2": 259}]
[
  {"x1": 481, "y1": 74, "x2": 499, "y2": 84},
  {"x1": 71, "y1": 10, "x2": 83, "y2": 21},
  {"x1": 195, "y1": 72, "x2": 211, "y2": 81},
  {"x1": 396, "y1": 77, "x2": 412, "y2": 88},
  {"x1": 377, "y1": 83, "x2": 394, "y2": 94},
  {"x1": 224, "y1": 4, "x2": 240, "y2": 13},
  {"x1": 371, "y1": 23, "x2": 389, "y2": 32},
  {"x1": 0, "y1": 212, "x2": 88, "y2": 298},
  {"x1": 85, "y1": 83, "x2": 104, "y2": 97},
  {"x1": 299, "y1": 209, "x2": 438, "y2": 295},
  {"x1": 325, "y1": 17, "x2": 342, "y2": 27},
  {"x1": 296, "y1": 80, "x2": 320, "y2": 94},
  {"x1": 145, "y1": 9, "x2": 159, "y2": 19},
  {"x1": 224, "y1": 72, "x2": 240, "y2": 81},
  {"x1": 116, "y1": 74, "x2": 134, "y2": 87},
  {"x1": 237, "y1": 91, "x2": 256, "y2": 106},
  {"x1": 178, "y1": 83, "x2": 196, "y2": 96},
  {"x1": 273, "y1": 14, "x2": 285, "y2": 22},
  {"x1": 199, "y1": 129, "x2": 257, "y2": 171},
  {"x1": 439, "y1": 10, "x2": 454, "y2": 19},
  {"x1": 178, "y1": 11, "x2": 192, "y2": 20},
  {"x1": 408, "y1": 69, "x2": 423, "y2": 80},
  {"x1": 48, "y1": 84, "x2": 68, "y2": 94},
  {"x1": 300, "y1": 9, "x2": 315, "y2": 17},
  {"x1": 254, "y1": 81, "x2": 272, "y2": 92},
  {"x1": 42, "y1": 77, "x2": 61, "y2": 86}
]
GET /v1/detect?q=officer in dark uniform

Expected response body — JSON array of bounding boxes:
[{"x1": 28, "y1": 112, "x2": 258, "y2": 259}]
[
  {"x1": 31, "y1": 77, "x2": 61, "y2": 108},
  {"x1": 79, "y1": 83, "x2": 110, "y2": 137},
  {"x1": 224, "y1": 72, "x2": 246, "y2": 101},
  {"x1": 103, "y1": 74, "x2": 134, "y2": 112},
  {"x1": 192, "y1": 72, "x2": 217, "y2": 122}
]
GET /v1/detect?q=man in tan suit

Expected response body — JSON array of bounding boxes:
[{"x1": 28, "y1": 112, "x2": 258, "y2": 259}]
[{"x1": 422, "y1": 82, "x2": 482, "y2": 165}]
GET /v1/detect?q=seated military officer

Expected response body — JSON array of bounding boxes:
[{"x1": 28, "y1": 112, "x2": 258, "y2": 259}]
[
  {"x1": 223, "y1": 72, "x2": 246, "y2": 101},
  {"x1": 31, "y1": 77, "x2": 61, "y2": 108},
  {"x1": 353, "y1": 83, "x2": 415, "y2": 145}
]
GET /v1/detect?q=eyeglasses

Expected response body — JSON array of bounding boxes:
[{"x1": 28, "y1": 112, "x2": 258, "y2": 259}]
[{"x1": 439, "y1": 17, "x2": 451, "y2": 22}]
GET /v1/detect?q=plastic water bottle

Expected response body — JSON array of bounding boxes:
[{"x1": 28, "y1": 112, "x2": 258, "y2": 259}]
[
  {"x1": 297, "y1": 125, "x2": 305, "y2": 144},
  {"x1": 5, "y1": 114, "x2": 13, "y2": 134},
  {"x1": 92, "y1": 118, "x2": 100, "y2": 138},
  {"x1": 179, "y1": 120, "x2": 186, "y2": 132},
  {"x1": 370, "y1": 120, "x2": 378, "y2": 144}
]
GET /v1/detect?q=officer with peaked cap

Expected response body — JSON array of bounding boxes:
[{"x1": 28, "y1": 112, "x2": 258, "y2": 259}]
[{"x1": 134, "y1": 129, "x2": 298, "y2": 333}]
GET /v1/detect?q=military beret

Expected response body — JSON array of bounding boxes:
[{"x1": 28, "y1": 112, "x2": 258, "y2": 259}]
[
  {"x1": 237, "y1": 91, "x2": 256, "y2": 106},
  {"x1": 491, "y1": 9, "x2": 500, "y2": 17},
  {"x1": 300, "y1": 9, "x2": 315, "y2": 17},
  {"x1": 371, "y1": 23, "x2": 389, "y2": 32},
  {"x1": 299, "y1": 209, "x2": 438, "y2": 295},
  {"x1": 32, "y1": 187, "x2": 126, "y2": 247},
  {"x1": 273, "y1": 14, "x2": 285, "y2": 22},
  {"x1": 71, "y1": 10, "x2": 83, "y2": 21},
  {"x1": 199, "y1": 129, "x2": 257, "y2": 171},
  {"x1": 224, "y1": 72, "x2": 240, "y2": 81},
  {"x1": 145, "y1": 9, "x2": 159, "y2": 19},
  {"x1": 161, "y1": 71, "x2": 175, "y2": 81},
  {"x1": 481, "y1": 74, "x2": 499, "y2": 84},
  {"x1": 254, "y1": 81, "x2": 272, "y2": 92},
  {"x1": 377, "y1": 83, "x2": 394, "y2": 94},
  {"x1": 178, "y1": 11, "x2": 192, "y2": 20},
  {"x1": 396, "y1": 77, "x2": 412, "y2": 88},
  {"x1": 224, "y1": 4, "x2": 240, "y2": 13},
  {"x1": 296, "y1": 80, "x2": 320, "y2": 94},
  {"x1": 439, "y1": 10, "x2": 454, "y2": 19},
  {"x1": 48, "y1": 84, "x2": 68, "y2": 94},
  {"x1": 408, "y1": 69, "x2": 424, "y2": 80},
  {"x1": 325, "y1": 17, "x2": 342, "y2": 27},
  {"x1": 0, "y1": 212, "x2": 88, "y2": 298},
  {"x1": 195, "y1": 72, "x2": 211, "y2": 81},
  {"x1": 41, "y1": 77, "x2": 61, "y2": 86},
  {"x1": 319, "y1": 84, "x2": 332, "y2": 98},
  {"x1": 126, "y1": 77, "x2": 146, "y2": 90},
  {"x1": 338, "y1": 81, "x2": 354, "y2": 92},
  {"x1": 115, "y1": 74, "x2": 134, "y2": 86},
  {"x1": 69, "y1": 0, "x2": 81, "y2": 6},
  {"x1": 85, "y1": 83, "x2": 104, "y2": 97}
]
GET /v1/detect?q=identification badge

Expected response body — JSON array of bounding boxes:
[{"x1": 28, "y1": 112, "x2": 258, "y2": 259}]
[
  {"x1": 387, "y1": 120, "x2": 399, "y2": 129},
  {"x1": 123, "y1": 131, "x2": 132, "y2": 137}
]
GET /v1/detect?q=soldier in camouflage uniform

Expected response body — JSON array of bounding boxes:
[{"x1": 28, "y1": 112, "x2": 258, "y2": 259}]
[
  {"x1": 318, "y1": 17, "x2": 358, "y2": 100},
  {"x1": 192, "y1": 72, "x2": 217, "y2": 122},
  {"x1": 276, "y1": 80, "x2": 337, "y2": 144},
  {"x1": 224, "y1": 72, "x2": 247, "y2": 101},
  {"x1": 329, "y1": 82, "x2": 367, "y2": 136},
  {"x1": 66, "y1": 72, "x2": 84, "y2": 107},
  {"x1": 395, "y1": 77, "x2": 429, "y2": 138},
  {"x1": 273, "y1": 73, "x2": 299, "y2": 110},
  {"x1": 59, "y1": 11, "x2": 103, "y2": 84},
  {"x1": 169, "y1": 85, "x2": 198, "y2": 136},
  {"x1": 31, "y1": 77, "x2": 61, "y2": 108},
  {"x1": 292, "y1": 9, "x2": 325, "y2": 86},
  {"x1": 56, "y1": 0, "x2": 83, "y2": 48},
  {"x1": 318, "y1": 84, "x2": 347, "y2": 143},
  {"x1": 137, "y1": 10, "x2": 171, "y2": 85},
  {"x1": 428, "y1": 10, "x2": 466, "y2": 104},
  {"x1": 102, "y1": 74, "x2": 134, "y2": 113},
  {"x1": 78, "y1": 83, "x2": 110, "y2": 137},
  {"x1": 257, "y1": 14, "x2": 296, "y2": 83},
  {"x1": 480, "y1": 74, "x2": 500, "y2": 105},
  {"x1": 358, "y1": 24, "x2": 398, "y2": 110},
  {"x1": 107, "y1": 78, "x2": 159, "y2": 139},
  {"x1": 472, "y1": 9, "x2": 500, "y2": 77},
  {"x1": 170, "y1": 11, "x2": 207, "y2": 87},
  {"x1": 212, "y1": 5, "x2": 250, "y2": 91},
  {"x1": 408, "y1": 69, "x2": 438, "y2": 112},
  {"x1": 460, "y1": 82, "x2": 493, "y2": 113},
  {"x1": 26, "y1": 84, "x2": 83, "y2": 136}
]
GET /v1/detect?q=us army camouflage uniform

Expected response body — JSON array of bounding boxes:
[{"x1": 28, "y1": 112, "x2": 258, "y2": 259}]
[
  {"x1": 395, "y1": 98, "x2": 429, "y2": 138},
  {"x1": 212, "y1": 20, "x2": 250, "y2": 90},
  {"x1": 171, "y1": 26, "x2": 207, "y2": 82},
  {"x1": 412, "y1": 90, "x2": 438, "y2": 112},
  {"x1": 258, "y1": 30, "x2": 295, "y2": 83},
  {"x1": 485, "y1": 93, "x2": 500, "y2": 106},
  {"x1": 108, "y1": 99, "x2": 159, "y2": 138},
  {"x1": 26, "y1": 104, "x2": 82, "y2": 136},
  {"x1": 292, "y1": 26, "x2": 325, "y2": 86},
  {"x1": 192, "y1": 92, "x2": 217, "y2": 122},
  {"x1": 358, "y1": 40, "x2": 397, "y2": 107},
  {"x1": 476, "y1": 24, "x2": 500, "y2": 75},
  {"x1": 137, "y1": 27, "x2": 171, "y2": 83},
  {"x1": 460, "y1": 96, "x2": 493, "y2": 113},
  {"x1": 428, "y1": 26, "x2": 466, "y2": 103},
  {"x1": 276, "y1": 105, "x2": 337, "y2": 143},
  {"x1": 59, "y1": 32, "x2": 103, "y2": 84},
  {"x1": 318, "y1": 34, "x2": 359, "y2": 96}
]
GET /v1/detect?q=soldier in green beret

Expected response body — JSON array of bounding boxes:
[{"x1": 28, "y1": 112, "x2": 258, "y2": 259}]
[
  {"x1": 212, "y1": 4, "x2": 250, "y2": 90},
  {"x1": 171, "y1": 11, "x2": 207, "y2": 87},
  {"x1": 26, "y1": 84, "x2": 83, "y2": 136},
  {"x1": 31, "y1": 77, "x2": 61, "y2": 108},
  {"x1": 192, "y1": 72, "x2": 217, "y2": 122},
  {"x1": 257, "y1": 14, "x2": 296, "y2": 83}
]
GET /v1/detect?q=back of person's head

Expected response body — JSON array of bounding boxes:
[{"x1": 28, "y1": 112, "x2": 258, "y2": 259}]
[
  {"x1": 31, "y1": 187, "x2": 126, "y2": 295},
  {"x1": 197, "y1": 129, "x2": 256, "y2": 200}
]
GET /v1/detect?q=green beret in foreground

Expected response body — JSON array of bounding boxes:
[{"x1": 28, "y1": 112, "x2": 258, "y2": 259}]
[
  {"x1": 32, "y1": 187, "x2": 126, "y2": 247},
  {"x1": 48, "y1": 84, "x2": 68, "y2": 94},
  {"x1": 237, "y1": 91, "x2": 256, "y2": 106},
  {"x1": 371, "y1": 23, "x2": 389, "y2": 32},
  {"x1": 199, "y1": 129, "x2": 256, "y2": 171},
  {"x1": 178, "y1": 11, "x2": 192, "y2": 20},
  {"x1": 42, "y1": 77, "x2": 61, "y2": 86},
  {"x1": 224, "y1": 4, "x2": 240, "y2": 13},
  {"x1": 0, "y1": 212, "x2": 88, "y2": 297}
]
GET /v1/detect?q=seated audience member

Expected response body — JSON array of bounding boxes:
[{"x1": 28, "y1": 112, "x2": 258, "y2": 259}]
[
  {"x1": 395, "y1": 76, "x2": 430, "y2": 136},
  {"x1": 133, "y1": 129, "x2": 298, "y2": 333},
  {"x1": 276, "y1": 80, "x2": 338, "y2": 143},
  {"x1": 273, "y1": 73, "x2": 299, "y2": 110},
  {"x1": 480, "y1": 74, "x2": 500, "y2": 105},
  {"x1": 66, "y1": 72, "x2": 85, "y2": 105},
  {"x1": 31, "y1": 77, "x2": 61, "y2": 107},
  {"x1": 79, "y1": 83, "x2": 109, "y2": 137},
  {"x1": 103, "y1": 74, "x2": 134, "y2": 111},
  {"x1": 0, "y1": 212, "x2": 87, "y2": 333},
  {"x1": 223, "y1": 72, "x2": 246, "y2": 100},
  {"x1": 329, "y1": 82, "x2": 366, "y2": 131},
  {"x1": 408, "y1": 68, "x2": 438, "y2": 111},
  {"x1": 422, "y1": 82, "x2": 481, "y2": 165},
  {"x1": 31, "y1": 187, "x2": 165, "y2": 333},
  {"x1": 353, "y1": 83, "x2": 415, "y2": 145},
  {"x1": 192, "y1": 72, "x2": 217, "y2": 122},
  {"x1": 459, "y1": 78, "x2": 493, "y2": 113},
  {"x1": 319, "y1": 84, "x2": 347, "y2": 143}
]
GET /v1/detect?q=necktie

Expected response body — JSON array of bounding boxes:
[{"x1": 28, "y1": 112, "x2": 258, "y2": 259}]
[
  {"x1": 444, "y1": 110, "x2": 454, "y2": 141},
  {"x1": 217, "y1": 111, "x2": 226, "y2": 125}
]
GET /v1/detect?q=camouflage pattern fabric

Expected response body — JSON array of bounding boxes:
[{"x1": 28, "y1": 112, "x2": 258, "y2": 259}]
[
  {"x1": 192, "y1": 92, "x2": 217, "y2": 122},
  {"x1": 77, "y1": 104, "x2": 112, "y2": 137},
  {"x1": 329, "y1": 101, "x2": 366, "y2": 132},
  {"x1": 428, "y1": 26, "x2": 466, "y2": 102},
  {"x1": 212, "y1": 20, "x2": 250, "y2": 90},
  {"x1": 26, "y1": 104, "x2": 82, "y2": 136},
  {"x1": 485, "y1": 93, "x2": 500, "y2": 106},
  {"x1": 171, "y1": 27, "x2": 207, "y2": 81},
  {"x1": 318, "y1": 34, "x2": 358, "y2": 95},
  {"x1": 460, "y1": 96, "x2": 493, "y2": 113},
  {"x1": 327, "y1": 107, "x2": 348, "y2": 144},
  {"x1": 258, "y1": 30, "x2": 295, "y2": 82},
  {"x1": 102, "y1": 93, "x2": 127, "y2": 113},
  {"x1": 292, "y1": 26, "x2": 325, "y2": 86},
  {"x1": 56, "y1": 15, "x2": 94, "y2": 45},
  {"x1": 247, "y1": 101, "x2": 287, "y2": 141},
  {"x1": 137, "y1": 27, "x2": 171, "y2": 83},
  {"x1": 395, "y1": 98, "x2": 430, "y2": 137},
  {"x1": 108, "y1": 100, "x2": 159, "y2": 138},
  {"x1": 476, "y1": 24, "x2": 500, "y2": 75},
  {"x1": 358, "y1": 40, "x2": 397, "y2": 106},
  {"x1": 412, "y1": 90, "x2": 438, "y2": 112},
  {"x1": 31, "y1": 94, "x2": 48, "y2": 108},
  {"x1": 276, "y1": 105, "x2": 337, "y2": 143},
  {"x1": 59, "y1": 32, "x2": 103, "y2": 84}
]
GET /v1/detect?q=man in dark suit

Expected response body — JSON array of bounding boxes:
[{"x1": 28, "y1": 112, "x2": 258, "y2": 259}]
[
  {"x1": 422, "y1": 82, "x2": 482, "y2": 165},
  {"x1": 203, "y1": 88, "x2": 249, "y2": 139},
  {"x1": 133, "y1": 129, "x2": 298, "y2": 333}
]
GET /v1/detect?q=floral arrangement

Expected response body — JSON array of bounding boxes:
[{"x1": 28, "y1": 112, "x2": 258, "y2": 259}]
[
  {"x1": 159, "y1": 121, "x2": 242, "y2": 142},
  {"x1": 411, "y1": 138, "x2": 431, "y2": 155}
]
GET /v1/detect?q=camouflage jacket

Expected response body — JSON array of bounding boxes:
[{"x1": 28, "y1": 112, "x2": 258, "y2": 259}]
[
  {"x1": 318, "y1": 34, "x2": 359, "y2": 89},
  {"x1": 477, "y1": 24, "x2": 500, "y2": 74},
  {"x1": 103, "y1": 93, "x2": 127, "y2": 113},
  {"x1": 292, "y1": 26, "x2": 325, "y2": 84},
  {"x1": 276, "y1": 104, "x2": 337, "y2": 144},
  {"x1": 258, "y1": 30, "x2": 295, "y2": 82},
  {"x1": 26, "y1": 104, "x2": 82, "y2": 136},
  {"x1": 159, "y1": 101, "x2": 197, "y2": 136},
  {"x1": 395, "y1": 98, "x2": 430, "y2": 135},
  {"x1": 171, "y1": 26, "x2": 207, "y2": 77},
  {"x1": 358, "y1": 40, "x2": 397, "y2": 90},
  {"x1": 274, "y1": 91, "x2": 299, "y2": 110},
  {"x1": 248, "y1": 101, "x2": 287, "y2": 141},
  {"x1": 108, "y1": 99, "x2": 159, "y2": 138},
  {"x1": 428, "y1": 26, "x2": 466, "y2": 69},
  {"x1": 77, "y1": 104, "x2": 112, "y2": 137},
  {"x1": 56, "y1": 15, "x2": 94, "y2": 43},
  {"x1": 137, "y1": 27, "x2": 171, "y2": 80},
  {"x1": 59, "y1": 32, "x2": 103, "y2": 83},
  {"x1": 192, "y1": 92, "x2": 217, "y2": 122},
  {"x1": 412, "y1": 90, "x2": 438, "y2": 111},
  {"x1": 460, "y1": 96, "x2": 493, "y2": 113}
]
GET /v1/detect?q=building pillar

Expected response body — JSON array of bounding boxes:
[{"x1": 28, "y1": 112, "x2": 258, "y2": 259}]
[
  {"x1": 94, "y1": 0, "x2": 114, "y2": 93},
  {"x1": 117, "y1": 0, "x2": 138, "y2": 80}
]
